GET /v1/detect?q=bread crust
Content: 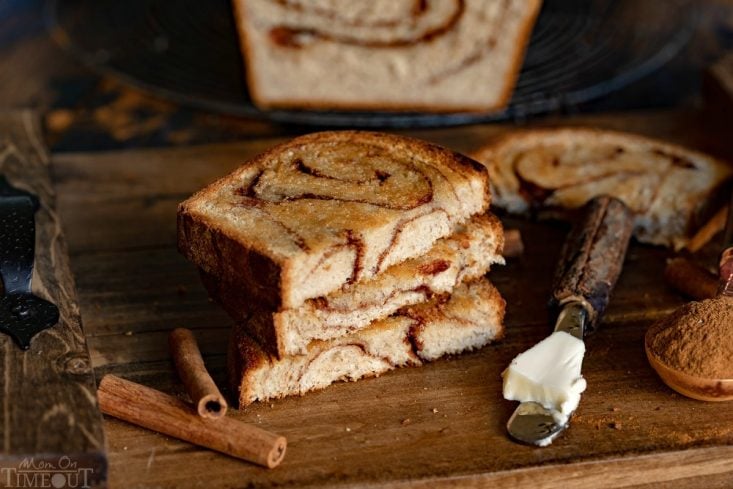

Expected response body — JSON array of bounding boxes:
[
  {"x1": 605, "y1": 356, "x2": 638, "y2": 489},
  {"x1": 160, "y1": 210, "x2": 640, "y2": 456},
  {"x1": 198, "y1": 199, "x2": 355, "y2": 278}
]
[
  {"x1": 178, "y1": 131, "x2": 490, "y2": 310},
  {"x1": 178, "y1": 210, "x2": 284, "y2": 309},
  {"x1": 473, "y1": 127, "x2": 732, "y2": 161},
  {"x1": 232, "y1": 0, "x2": 266, "y2": 109},
  {"x1": 493, "y1": 0, "x2": 543, "y2": 109},
  {"x1": 232, "y1": 0, "x2": 542, "y2": 113}
]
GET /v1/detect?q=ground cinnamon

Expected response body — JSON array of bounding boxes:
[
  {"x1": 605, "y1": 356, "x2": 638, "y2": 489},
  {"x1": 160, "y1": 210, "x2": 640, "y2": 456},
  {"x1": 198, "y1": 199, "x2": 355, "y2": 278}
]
[{"x1": 647, "y1": 296, "x2": 733, "y2": 378}]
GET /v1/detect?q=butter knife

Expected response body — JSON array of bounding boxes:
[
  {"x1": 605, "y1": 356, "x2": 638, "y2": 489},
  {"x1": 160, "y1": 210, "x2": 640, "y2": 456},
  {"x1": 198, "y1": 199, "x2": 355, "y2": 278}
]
[{"x1": 506, "y1": 196, "x2": 634, "y2": 446}]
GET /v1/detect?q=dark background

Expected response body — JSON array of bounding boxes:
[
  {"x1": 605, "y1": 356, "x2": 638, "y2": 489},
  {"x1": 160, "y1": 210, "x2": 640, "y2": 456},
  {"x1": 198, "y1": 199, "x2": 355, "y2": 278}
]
[{"x1": 1, "y1": 0, "x2": 732, "y2": 152}]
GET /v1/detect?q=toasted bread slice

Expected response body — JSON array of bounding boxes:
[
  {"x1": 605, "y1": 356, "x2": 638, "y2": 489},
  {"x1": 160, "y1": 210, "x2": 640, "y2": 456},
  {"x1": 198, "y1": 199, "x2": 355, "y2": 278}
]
[
  {"x1": 179, "y1": 131, "x2": 489, "y2": 309},
  {"x1": 228, "y1": 278, "x2": 505, "y2": 407},
  {"x1": 202, "y1": 213, "x2": 504, "y2": 357},
  {"x1": 472, "y1": 128, "x2": 732, "y2": 248}
]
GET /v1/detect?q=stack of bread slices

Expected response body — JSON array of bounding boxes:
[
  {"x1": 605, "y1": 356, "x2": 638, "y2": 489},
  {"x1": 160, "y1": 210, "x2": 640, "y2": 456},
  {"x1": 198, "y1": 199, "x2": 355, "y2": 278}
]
[{"x1": 178, "y1": 131, "x2": 506, "y2": 407}]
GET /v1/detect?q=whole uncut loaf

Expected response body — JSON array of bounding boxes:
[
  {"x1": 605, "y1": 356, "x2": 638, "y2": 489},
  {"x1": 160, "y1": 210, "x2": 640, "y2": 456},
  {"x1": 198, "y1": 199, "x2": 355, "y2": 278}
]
[
  {"x1": 179, "y1": 131, "x2": 490, "y2": 309},
  {"x1": 233, "y1": 0, "x2": 542, "y2": 112},
  {"x1": 202, "y1": 213, "x2": 504, "y2": 357},
  {"x1": 472, "y1": 128, "x2": 732, "y2": 249},
  {"x1": 228, "y1": 278, "x2": 505, "y2": 407}
]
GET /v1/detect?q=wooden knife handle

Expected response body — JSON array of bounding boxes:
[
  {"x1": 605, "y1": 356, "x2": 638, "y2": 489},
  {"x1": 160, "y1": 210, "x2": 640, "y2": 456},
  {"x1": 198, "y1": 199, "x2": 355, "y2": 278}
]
[{"x1": 550, "y1": 196, "x2": 634, "y2": 333}]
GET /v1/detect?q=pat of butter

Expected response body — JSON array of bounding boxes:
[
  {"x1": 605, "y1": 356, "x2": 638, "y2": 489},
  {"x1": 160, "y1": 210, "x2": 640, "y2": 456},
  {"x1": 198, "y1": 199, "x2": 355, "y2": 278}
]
[{"x1": 502, "y1": 331, "x2": 587, "y2": 421}]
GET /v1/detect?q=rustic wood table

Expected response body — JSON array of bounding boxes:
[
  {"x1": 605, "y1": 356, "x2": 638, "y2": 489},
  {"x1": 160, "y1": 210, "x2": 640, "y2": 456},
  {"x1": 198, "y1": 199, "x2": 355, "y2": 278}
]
[{"x1": 1, "y1": 2, "x2": 733, "y2": 488}]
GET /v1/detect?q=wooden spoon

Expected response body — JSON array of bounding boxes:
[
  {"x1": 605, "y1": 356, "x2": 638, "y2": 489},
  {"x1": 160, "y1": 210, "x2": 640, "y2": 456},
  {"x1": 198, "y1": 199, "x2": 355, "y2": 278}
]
[
  {"x1": 645, "y1": 338, "x2": 733, "y2": 401},
  {"x1": 645, "y1": 193, "x2": 733, "y2": 401}
]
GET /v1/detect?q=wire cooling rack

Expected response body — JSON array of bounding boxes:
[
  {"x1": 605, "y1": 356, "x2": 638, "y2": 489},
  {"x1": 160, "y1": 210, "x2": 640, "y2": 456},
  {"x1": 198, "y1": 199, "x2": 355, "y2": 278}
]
[{"x1": 47, "y1": 0, "x2": 698, "y2": 128}]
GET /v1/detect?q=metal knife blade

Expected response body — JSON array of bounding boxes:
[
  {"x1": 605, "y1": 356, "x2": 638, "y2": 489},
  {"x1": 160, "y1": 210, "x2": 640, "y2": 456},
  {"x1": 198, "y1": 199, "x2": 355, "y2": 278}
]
[{"x1": 507, "y1": 302, "x2": 588, "y2": 446}]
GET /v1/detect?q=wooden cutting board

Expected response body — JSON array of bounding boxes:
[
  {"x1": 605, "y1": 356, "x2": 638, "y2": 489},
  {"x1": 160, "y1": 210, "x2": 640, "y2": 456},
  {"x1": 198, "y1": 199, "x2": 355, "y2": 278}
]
[{"x1": 53, "y1": 109, "x2": 733, "y2": 488}]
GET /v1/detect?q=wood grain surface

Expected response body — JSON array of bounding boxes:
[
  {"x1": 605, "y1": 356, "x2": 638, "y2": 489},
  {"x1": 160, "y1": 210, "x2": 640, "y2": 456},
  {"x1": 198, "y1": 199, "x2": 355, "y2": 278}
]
[
  {"x1": 0, "y1": 111, "x2": 106, "y2": 486},
  {"x1": 52, "y1": 109, "x2": 733, "y2": 488}
]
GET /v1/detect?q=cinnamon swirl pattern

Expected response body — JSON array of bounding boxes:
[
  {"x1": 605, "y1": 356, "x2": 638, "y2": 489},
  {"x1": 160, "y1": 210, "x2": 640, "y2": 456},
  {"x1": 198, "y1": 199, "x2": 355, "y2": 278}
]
[
  {"x1": 178, "y1": 131, "x2": 489, "y2": 311},
  {"x1": 233, "y1": 0, "x2": 542, "y2": 111},
  {"x1": 229, "y1": 279, "x2": 505, "y2": 406},
  {"x1": 472, "y1": 128, "x2": 732, "y2": 248},
  {"x1": 268, "y1": 0, "x2": 465, "y2": 47}
]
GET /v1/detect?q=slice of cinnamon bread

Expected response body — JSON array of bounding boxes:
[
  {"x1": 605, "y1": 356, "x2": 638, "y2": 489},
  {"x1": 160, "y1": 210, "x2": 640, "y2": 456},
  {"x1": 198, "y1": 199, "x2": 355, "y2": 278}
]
[
  {"x1": 179, "y1": 131, "x2": 490, "y2": 310},
  {"x1": 203, "y1": 213, "x2": 504, "y2": 357},
  {"x1": 232, "y1": 0, "x2": 542, "y2": 112},
  {"x1": 472, "y1": 128, "x2": 732, "y2": 248},
  {"x1": 228, "y1": 278, "x2": 505, "y2": 407}
]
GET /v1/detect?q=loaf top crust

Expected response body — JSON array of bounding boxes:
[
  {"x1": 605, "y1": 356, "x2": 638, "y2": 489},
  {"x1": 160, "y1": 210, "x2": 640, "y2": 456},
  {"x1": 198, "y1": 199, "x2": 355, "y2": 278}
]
[
  {"x1": 473, "y1": 128, "x2": 732, "y2": 248},
  {"x1": 179, "y1": 131, "x2": 489, "y2": 308}
]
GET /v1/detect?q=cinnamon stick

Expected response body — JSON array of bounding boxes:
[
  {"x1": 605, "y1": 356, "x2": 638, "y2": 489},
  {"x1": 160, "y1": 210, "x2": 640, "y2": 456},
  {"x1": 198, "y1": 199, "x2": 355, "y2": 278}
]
[
  {"x1": 686, "y1": 205, "x2": 728, "y2": 253},
  {"x1": 503, "y1": 228, "x2": 524, "y2": 258},
  {"x1": 664, "y1": 257, "x2": 718, "y2": 300},
  {"x1": 169, "y1": 328, "x2": 227, "y2": 419},
  {"x1": 97, "y1": 375, "x2": 287, "y2": 468}
]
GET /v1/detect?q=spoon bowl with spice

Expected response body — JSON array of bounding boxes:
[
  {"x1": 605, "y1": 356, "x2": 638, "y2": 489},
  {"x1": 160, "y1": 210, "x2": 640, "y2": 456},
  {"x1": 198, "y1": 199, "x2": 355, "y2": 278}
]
[
  {"x1": 645, "y1": 297, "x2": 733, "y2": 401},
  {"x1": 645, "y1": 193, "x2": 733, "y2": 401}
]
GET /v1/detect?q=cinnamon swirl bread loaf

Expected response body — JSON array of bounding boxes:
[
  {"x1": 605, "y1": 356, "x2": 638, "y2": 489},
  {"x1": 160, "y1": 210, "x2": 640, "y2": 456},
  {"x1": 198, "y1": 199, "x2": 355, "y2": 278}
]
[
  {"x1": 472, "y1": 128, "x2": 732, "y2": 248},
  {"x1": 229, "y1": 278, "x2": 505, "y2": 407},
  {"x1": 202, "y1": 213, "x2": 504, "y2": 356},
  {"x1": 232, "y1": 0, "x2": 542, "y2": 112},
  {"x1": 178, "y1": 131, "x2": 490, "y2": 311}
]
